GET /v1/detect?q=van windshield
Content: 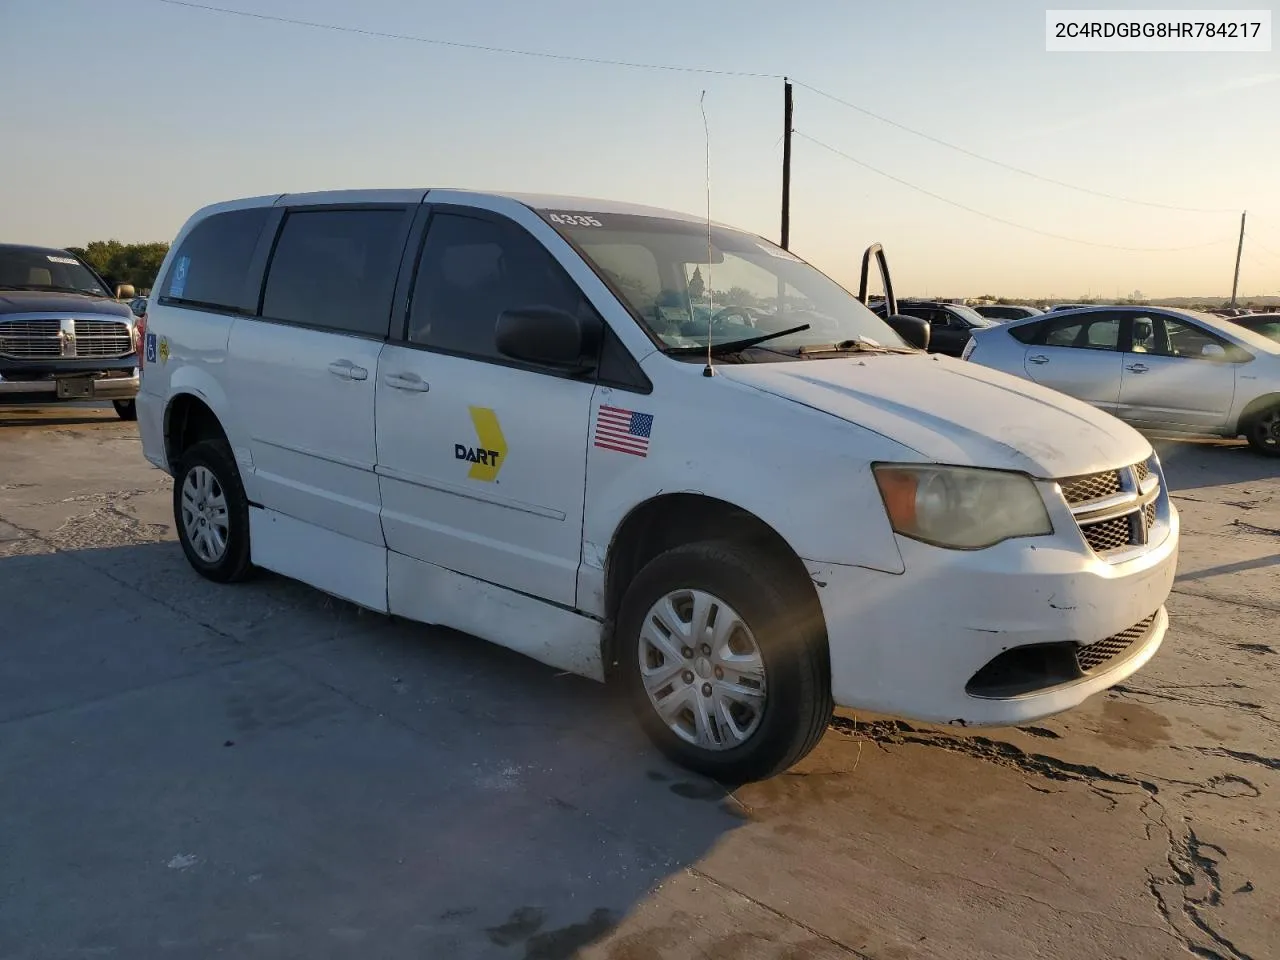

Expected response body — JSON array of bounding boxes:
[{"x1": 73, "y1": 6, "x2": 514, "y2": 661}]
[
  {"x1": 538, "y1": 210, "x2": 905, "y2": 358},
  {"x1": 0, "y1": 247, "x2": 112, "y2": 297}
]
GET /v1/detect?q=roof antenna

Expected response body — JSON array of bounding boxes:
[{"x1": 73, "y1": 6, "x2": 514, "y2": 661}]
[{"x1": 700, "y1": 89, "x2": 715, "y2": 378}]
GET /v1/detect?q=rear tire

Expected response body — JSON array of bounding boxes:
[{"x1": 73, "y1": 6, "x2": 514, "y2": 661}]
[
  {"x1": 617, "y1": 539, "x2": 832, "y2": 782},
  {"x1": 1245, "y1": 405, "x2": 1280, "y2": 457},
  {"x1": 113, "y1": 399, "x2": 137, "y2": 421},
  {"x1": 173, "y1": 439, "x2": 254, "y2": 583}
]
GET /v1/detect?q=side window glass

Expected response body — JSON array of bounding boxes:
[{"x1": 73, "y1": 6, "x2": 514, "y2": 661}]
[
  {"x1": 1157, "y1": 317, "x2": 1228, "y2": 360},
  {"x1": 162, "y1": 208, "x2": 271, "y2": 312},
  {"x1": 408, "y1": 213, "x2": 597, "y2": 360},
  {"x1": 261, "y1": 209, "x2": 406, "y2": 337},
  {"x1": 1008, "y1": 321, "x2": 1041, "y2": 344},
  {"x1": 1042, "y1": 314, "x2": 1119, "y2": 351},
  {"x1": 1128, "y1": 314, "x2": 1159, "y2": 354}
]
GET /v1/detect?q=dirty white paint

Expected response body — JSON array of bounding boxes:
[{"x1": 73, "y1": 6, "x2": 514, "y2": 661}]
[
  {"x1": 165, "y1": 854, "x2": 199, "y2": 871},
  {"x1": 136, "y1": 188, "x2": 1181, "y2": 733}
]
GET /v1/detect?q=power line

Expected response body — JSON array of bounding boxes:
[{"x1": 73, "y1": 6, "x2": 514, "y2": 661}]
[
  {"x1": 1244, "y1": 233, "x2": 1280, "y2": 261},
  {"x1": 794, "y1": 131, "x2": 1233, "y2": 253},
  {"x1": 154, "y1": 1, "x2": 1242, "y2": 218},
  {"x1": 155, "y1": 0, "x2": 779, "y2": 78},
  {"x1": 790, "y1": 81, "x2": 1237, "y2": 215}
]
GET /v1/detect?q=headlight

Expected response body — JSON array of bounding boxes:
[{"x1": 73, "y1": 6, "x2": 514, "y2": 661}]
[{"x1": 873, "y1": 464, "x2": 1053, "y2": 549}]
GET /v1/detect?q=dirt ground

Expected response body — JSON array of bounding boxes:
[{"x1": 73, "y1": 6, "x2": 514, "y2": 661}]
[{"x1": 1, "y1": 402, "x2": 1276, "y2": 960}]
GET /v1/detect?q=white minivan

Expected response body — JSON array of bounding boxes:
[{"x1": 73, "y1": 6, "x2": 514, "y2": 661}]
[{"x1": 137, "y1": 189, "x2": 1179, "y2": 780}]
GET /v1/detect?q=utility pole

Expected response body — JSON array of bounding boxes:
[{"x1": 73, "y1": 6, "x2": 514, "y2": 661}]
[
  {"x1": 1230, "y1": 211, "x2": 1246, "y2": 308},
  {"x1": 781, "y1": 78, "x2": 793, "y2": 250}
]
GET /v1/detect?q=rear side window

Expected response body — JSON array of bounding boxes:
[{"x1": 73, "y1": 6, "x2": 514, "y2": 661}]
[
  {"x1": 262, "y1": 209, "x2": 407, "y2": 337},
  {"x1": 162, "y1": 208, "x2": 270, "y2": 311},
  {"x1": 407, "y1": 212, "x2": 596, "y2": 361}
]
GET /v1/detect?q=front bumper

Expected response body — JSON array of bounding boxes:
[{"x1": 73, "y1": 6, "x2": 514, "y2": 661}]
[
  {"x1": 0, "y1": 357, "x2": 140, "y2": 402},
  {"x1": 810, "y1": 502, "x2": 1179, "y2": 726}
]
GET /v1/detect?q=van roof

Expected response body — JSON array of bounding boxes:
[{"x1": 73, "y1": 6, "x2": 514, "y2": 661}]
[{"x1": 202, "y1": 189, "x2": 708, "y2": 225}]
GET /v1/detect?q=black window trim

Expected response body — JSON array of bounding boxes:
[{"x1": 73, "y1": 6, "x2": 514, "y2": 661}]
[
  {"x1": 392, "y1": 202, "x2": 652, "y2": 394},
  {"x1": 252, "y1": 202, "x2": 417, "y2": 341}
]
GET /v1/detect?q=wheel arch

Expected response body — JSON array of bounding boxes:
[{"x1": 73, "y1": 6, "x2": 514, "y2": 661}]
[
  {"x1": 599, "y1": 492, "x2": 824, "y2": 680},
  {"x1": 1236, "y1": 391, "x2": 1280, "y2": 434},
  {"x1": 164, "y1": 391, "x2": 229, "y2": 472}
]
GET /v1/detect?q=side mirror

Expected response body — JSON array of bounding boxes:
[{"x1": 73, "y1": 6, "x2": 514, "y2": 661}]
[
  {"x1": 115, "y1": 283, "x2": 136, "y2": 300},
  {"x1": 886, "y1": 314, "x2": 930, "y2": 351},
  {"x1": 495, "y1": 307, "x2": 602, "y2": 371},
  {"x1": 1201, "y1": 343, "x2": 1226, "y2": 359}
]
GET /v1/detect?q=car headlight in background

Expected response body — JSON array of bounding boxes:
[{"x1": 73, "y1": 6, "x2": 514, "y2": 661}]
[{"x1": 873, "y1": 463, "x2": 1053, "y2": 549}]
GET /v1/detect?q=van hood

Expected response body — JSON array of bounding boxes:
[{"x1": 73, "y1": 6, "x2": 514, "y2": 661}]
[
  {"x1": 719, "y1": 353, "x2": 1151, "y2": 478},
  {"x1": 0, "y1": 291, "x2": 132, "y2": 318}
]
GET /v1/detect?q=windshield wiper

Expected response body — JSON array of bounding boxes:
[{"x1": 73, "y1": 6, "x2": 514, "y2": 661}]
[
  {"x1": 668, "y1": 323, "x2": 811, "y2": 357},
  {"x1": 0, "y1": 283, "x2": 106, "y2": 296},
  {"x1": 797, "y1": 338, "x2": 914, "y2": 355}
]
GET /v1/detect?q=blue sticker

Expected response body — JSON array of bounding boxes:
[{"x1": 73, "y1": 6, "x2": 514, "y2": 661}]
[
  {"x1": 169, "y1": 255, "x2": 190, "y2": 298},
  {"x1": 145, "y1": 332, "x2": 157, "y2": 364}
]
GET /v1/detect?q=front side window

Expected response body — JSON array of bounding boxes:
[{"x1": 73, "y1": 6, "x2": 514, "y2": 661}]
[
  {"x1": 162, "y1": 208, "x2": 270, "y2": 311},
  {"x1": 1155, "y1": 317, "x2": 1231, "y2": 360},
  {"x1": 0, "y1": 247, "x2": 112, "y2": 297},
  {"x1": 539, "y1": 210, "x2": 903, "y2": 359},
  {"x1": 262, "y1": 209, "x2": 406, "y2": 336},
  {"x1": 408, "y1": 212, "x2": 597, "y2": 360}
]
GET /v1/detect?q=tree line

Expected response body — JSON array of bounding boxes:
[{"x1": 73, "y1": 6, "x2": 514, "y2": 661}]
[{"x1": 65, "y1": 240, "x2": 169, "y2": 292}]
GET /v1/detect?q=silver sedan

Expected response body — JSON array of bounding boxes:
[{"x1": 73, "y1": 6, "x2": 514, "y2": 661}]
[{"x1": 962, "y1": 306, "x2": 1280, "y2": 456}]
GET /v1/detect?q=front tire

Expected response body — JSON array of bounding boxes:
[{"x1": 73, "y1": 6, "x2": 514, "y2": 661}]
[
  {"x1": 1245, "y1": 405, "x2": 1280, "y2": 457},
  {"x1": 617, "y1": 540, "x2": 832, "y2": 782},
  {"x1": 113, "y1": 399, "x2": 137, "y2": 421},
  {"x1": 173, "y1": 439, "x2": 253, "y2": 583}
]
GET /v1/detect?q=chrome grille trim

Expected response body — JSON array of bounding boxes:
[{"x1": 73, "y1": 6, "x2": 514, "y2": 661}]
[
  {"x1": 0, "y1": 315, "x2": 134, "y2": 361},
  {"x1": 1058, "y1": 459, "x2": 1161, "y2": 560},
  {"x1": 0, "y1": 319, "x2": 63, "y2": 360}
]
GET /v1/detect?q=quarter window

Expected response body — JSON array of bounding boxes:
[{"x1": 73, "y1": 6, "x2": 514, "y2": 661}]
[
  {"x1": 261, "y1": 209, "x2": 407, "y2": 337},
  {"x1": 162, "y1": 208, "x2": 271, "y2": 312},
  {"x1": 407, "y1": 212, "x2": 597, "y2": 360}
]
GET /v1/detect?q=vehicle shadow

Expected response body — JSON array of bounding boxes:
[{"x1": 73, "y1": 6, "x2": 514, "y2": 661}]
[
  {"x1": 0, "y1": 401, "x2": 118, "y2": 428},
  {"x1": 1150, "y1": 436, "x2": 1278, "y2": 490},
  {"x1": 0, "y1": 541, "x2": 744, "y2": 959}
]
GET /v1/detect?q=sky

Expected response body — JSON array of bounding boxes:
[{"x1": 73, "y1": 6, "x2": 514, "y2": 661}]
[{"x1": 1, "y1": 0, "x2": 1277, "y2": 299}]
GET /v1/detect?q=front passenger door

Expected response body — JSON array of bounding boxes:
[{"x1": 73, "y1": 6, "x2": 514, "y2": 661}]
[
  {"x1": 375, "y1": 207, "x2": 600, "y2": 608},
  {"x1": 1116, "y1": 314, "x2": 1238, "y2": 429}
]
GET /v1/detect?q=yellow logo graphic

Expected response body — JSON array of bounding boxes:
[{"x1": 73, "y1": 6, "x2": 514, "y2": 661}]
[
  {"x1": 158, "y1": 337, "x2": 170, "y2": 363},
  {"x1": 455, "y1": 406, "x2": 507, "y2": 482}
]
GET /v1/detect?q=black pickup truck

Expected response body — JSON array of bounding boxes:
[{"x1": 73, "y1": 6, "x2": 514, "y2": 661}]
[{"x1": 0, "y1": 244, "x2": 140, "y2": 419}]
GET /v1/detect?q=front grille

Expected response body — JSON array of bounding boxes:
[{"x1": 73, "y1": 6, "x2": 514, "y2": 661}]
[
  {"x1": 1059, "y1": 460, "x2": 1160, "y2": 559},
  {"x1": 0, "y1": 319, "x2": 62, "y2": 359},
  {"x1": 1076, "y1": 613, "x2": 1157, "y2": 672},
  {"x1": 1060, "y1": 470, "x2": 1121, "y2": 505},
  {"x1": 1081, "y1": 515, "x2": 1132, "y2": 553},
  {"x1": 73, "y1": 319, "x2": 133, "y2": 358}
]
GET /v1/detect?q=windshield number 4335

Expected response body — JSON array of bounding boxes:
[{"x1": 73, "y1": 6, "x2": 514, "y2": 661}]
[{"x1": 548, "y1": 213, "x2": 603, "y2": 227}]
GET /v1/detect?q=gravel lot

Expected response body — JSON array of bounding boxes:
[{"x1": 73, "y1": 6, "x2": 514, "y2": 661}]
[{"x1": 1, "y1": 402, "x2": 1276, "y2": 960}]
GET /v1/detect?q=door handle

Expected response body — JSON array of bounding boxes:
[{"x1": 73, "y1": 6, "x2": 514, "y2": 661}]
[
  {"x1": 1126, "y1": 363, "x2": 1149, "y2": 374},
  {"x1": 328, "y1": 359, "x2": 369, "y2": 381},
  {"x1": 1027, "y1": 354, "x2": 1049, "y2": 365},
  {"x1": 382, "y1": 371, "x2": 430, "y2": 393}
]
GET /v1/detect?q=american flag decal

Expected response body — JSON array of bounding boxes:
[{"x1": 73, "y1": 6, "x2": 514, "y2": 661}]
[{"x1": 594, "y1": 405, "x2": 654, "y2": 457}]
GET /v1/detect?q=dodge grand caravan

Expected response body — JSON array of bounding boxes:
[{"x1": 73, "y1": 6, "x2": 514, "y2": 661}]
[{"x1": 136, "y1": 189, "x2": 1179, "y2": 781}]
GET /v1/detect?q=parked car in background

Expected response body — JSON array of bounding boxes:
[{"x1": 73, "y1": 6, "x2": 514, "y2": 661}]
[
  {"x1": 1048, "y1": 303, "x2": 1105, "y2": 312},
  {"x1": 871, "y1": 298, "x2": 996, "y2": 356},
  {"x1": 1230, "y1": 313, "x2": 1280, "y2": 343},
  {"x1": 136, "y1": 188, "x2": 1178, "y2": 780},
  {"x1": 962, "y1": 305, "x2": 1280, "y2": 456},
  {"x1": 973, "y1": 304, "x2": 1045, "y2": 322},
  {"x1": 0, "y1": 243, "x2": 140, "y2": 419}
]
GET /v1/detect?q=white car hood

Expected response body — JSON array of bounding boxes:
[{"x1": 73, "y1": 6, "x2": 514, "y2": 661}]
[{"x1": 720, "y1": 354, "x2": 1151, "y2": 478}]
